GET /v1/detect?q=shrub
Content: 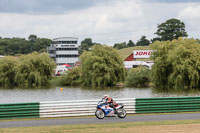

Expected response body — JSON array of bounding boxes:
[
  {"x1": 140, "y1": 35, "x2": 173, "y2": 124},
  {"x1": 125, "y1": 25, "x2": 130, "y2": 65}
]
[
  {"x1": 125, "y1": 66, "x2": 150, "y2": 87},
  {"x1": 0, "y1": 57, "x2": 18, "y2": 87},
  {"x1": 59, "y1": 67, "x2": 82, "y2": 86}
]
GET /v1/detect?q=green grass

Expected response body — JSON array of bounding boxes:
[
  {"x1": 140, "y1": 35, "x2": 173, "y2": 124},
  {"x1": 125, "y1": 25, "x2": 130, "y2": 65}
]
[
  {"x1": 118, "y1": 46, "x2": 151, "y2": 60},
  {"x1": 1, "y1": 119, "x2": 200, "y2": 133}
]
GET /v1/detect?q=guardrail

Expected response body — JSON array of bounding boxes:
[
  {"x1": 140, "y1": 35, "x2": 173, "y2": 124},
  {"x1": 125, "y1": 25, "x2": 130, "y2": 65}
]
[
  {"x1": 40, "y1": 98, "x2": 136, "y2": 118},
  {"x1": 0, "y1": 102, "x2": 39, "y2": 119},
  {"x1": 136, "y1": 97, "x2": 200, "y2": 113},
  {"x1": 1, "y1": 97, "x2": 200, "y2": 119}
]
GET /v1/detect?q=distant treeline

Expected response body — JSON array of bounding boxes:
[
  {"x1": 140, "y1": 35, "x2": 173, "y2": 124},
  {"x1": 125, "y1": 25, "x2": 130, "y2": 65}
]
[{"x1": 0, "y1": 34, "x2": 51, "y2": 55}]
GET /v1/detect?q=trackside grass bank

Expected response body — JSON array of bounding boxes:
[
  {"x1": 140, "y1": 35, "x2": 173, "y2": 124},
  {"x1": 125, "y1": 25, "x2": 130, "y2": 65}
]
[{"x1": 1, "y1": 120, "x2": 200, "y2": 133}]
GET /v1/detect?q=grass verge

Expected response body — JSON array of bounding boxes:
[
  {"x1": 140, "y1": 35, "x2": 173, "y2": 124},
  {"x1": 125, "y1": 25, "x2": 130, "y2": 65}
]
[{"x1": 1, "y1": 119, "x2": 200, "y2": 133}]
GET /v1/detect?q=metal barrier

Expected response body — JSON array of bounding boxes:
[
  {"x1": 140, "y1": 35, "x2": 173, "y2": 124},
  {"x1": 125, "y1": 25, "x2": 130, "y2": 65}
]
[
  {"x1": 1, "y1": 97, "x2": 200, "y2": 119},
  {"x1": 136, "y1": 97, "x2": 200, "y2": 113},
  {"x1": 0, "y1": 102, "x2": 40, "y2": 119},
  {"x1": 40, "y1": 98, "x2": 136, "y2": 118}
]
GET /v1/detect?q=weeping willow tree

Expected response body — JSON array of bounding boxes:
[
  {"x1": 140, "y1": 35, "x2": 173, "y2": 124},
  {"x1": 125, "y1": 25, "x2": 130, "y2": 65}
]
[
  {"x1": 0, "y1": 57, "x2": 18, "y2": 87},
  {"x1": 80, "y1": 45, "x2": 126, "y2": 87},
  {"x1": 150, "y1": 38, "x2": 200, "y2": 89},
  {"x1": 15, "y1": 52, "x2": 56, "y2": 87}
]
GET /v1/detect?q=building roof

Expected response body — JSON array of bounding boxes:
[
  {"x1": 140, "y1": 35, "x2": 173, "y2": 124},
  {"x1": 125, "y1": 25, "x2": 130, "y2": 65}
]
[{"x1": 53, "y1": 37, "x2": 78, "y2": 41}]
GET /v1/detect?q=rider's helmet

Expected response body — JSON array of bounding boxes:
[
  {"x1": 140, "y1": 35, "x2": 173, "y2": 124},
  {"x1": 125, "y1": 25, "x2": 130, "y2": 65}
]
[{"x1": 104, "y1": 94, "x2": 109, "y2": 100}]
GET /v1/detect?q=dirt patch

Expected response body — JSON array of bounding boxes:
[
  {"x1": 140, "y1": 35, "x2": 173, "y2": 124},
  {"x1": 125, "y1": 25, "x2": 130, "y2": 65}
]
[{"x1": 99, "y1": 123, "x2": 200, "y2": 133}]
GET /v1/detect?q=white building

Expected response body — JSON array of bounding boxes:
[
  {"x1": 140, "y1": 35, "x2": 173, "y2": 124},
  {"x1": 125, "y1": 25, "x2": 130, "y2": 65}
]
[{"x1": 48, "y1": 37, "x2": 79, "y2": 66}]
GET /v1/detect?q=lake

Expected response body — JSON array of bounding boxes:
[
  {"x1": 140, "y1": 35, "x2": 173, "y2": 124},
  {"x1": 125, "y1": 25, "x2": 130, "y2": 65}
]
[{"x1": 1, "y1": 86, "x2": 200, "y2": 104}]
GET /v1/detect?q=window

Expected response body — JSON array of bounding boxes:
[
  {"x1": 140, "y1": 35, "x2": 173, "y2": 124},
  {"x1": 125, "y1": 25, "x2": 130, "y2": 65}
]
[
  {"x1": 56, "y1": 48, "x2": 78, "y2": 51},
  {"x1": 56, "y1": 54, "x2": 79, "y2": 58}
]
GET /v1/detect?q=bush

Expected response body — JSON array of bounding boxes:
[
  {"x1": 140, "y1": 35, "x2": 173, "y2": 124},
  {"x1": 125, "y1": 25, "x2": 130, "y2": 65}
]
[
  {"x1": 59, "y1": 67, "x2": 82, "y2": 86},
  {"x1": 125, "y1": 66, "x2": 150, "y2": 87},
  {"x1": 0, "y1": 57, "x2": 18, "y2": 87}
]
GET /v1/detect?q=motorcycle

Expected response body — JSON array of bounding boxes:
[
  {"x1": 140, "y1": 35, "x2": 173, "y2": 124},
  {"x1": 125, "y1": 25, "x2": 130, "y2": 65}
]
[{"x1": 95, "y1": 99, "x2": 126, "y2": 119}]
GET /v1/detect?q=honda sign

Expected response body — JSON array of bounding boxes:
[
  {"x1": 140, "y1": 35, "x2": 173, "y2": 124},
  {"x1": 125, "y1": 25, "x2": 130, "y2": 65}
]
[{"x1": 133, "y1": 50, "x2": 153, "y2": 59}]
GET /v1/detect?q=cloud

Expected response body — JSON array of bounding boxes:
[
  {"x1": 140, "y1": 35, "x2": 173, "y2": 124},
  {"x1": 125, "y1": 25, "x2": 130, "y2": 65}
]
[
  {"x1": 0, "y1": 0, "x2": 199, "y2": 45},
  {"x1": 146, "y1": 0, "x2": 200, "y2": 3},
  {"x1": 0, "y1": 0, "x2": 104, "y2": 14},
  {"x1": 178, "y1": 5, "x2": 200, "y2": 39}
]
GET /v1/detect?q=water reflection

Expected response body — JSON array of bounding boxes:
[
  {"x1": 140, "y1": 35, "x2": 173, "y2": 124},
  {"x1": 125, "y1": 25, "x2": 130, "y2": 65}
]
[
  {"x1": 152, "y1": 87, "x2": 200, "y2": 97},
  {"x1": 1, "y1": 87, "x2": 200, "y2": 104}
]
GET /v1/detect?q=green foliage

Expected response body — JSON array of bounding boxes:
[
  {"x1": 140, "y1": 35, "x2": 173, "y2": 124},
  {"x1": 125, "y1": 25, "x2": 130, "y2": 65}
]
[
  {"x1": 80, "y1": 45, "x2": 126, "y2": 87},
  {"x1": 59, "y1": 67, "x2": 82, "y2": 86},
  {"x1": 28, "y1": 34, "x2": 37, "y2": 42},
  {"x1": 0, "y1": 36, "x2": 51, "y2": 55},
  {"x1": 0, "y1": 57, "x2": 18, "y2": 87},
  {"x1": 136, "y1": 36, "x2": 150, "y2": 46},
  {"x1": 127, "y1": 40, "x2": 135, "y2": 47},
  {"x1": 0, "y1": 52, "x2": 56, "y2": 87},
  {"x1": 78, "y1": 38, "x2": 95, "y2": 54},
  {"x1": 125, "y1": 66, "x2": 150, "y2": 87},
  {"x1": 154, "y1": 18, "x2": 188, "y2": 41},
  {"x1": 15, "y1": 52, "x2": 56, "y2": 87},
  {"x1": 114, "y1": 42, "x2": 127, "y2": 49},
  {"x1": 150, "y1": 38, "x2": 200, "y2": 89}
]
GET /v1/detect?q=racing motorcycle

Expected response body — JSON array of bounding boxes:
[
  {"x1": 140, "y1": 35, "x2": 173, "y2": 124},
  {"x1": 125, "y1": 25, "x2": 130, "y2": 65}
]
[{"x1": 95, "y1": 99, "x2": 126, "y2": 119}]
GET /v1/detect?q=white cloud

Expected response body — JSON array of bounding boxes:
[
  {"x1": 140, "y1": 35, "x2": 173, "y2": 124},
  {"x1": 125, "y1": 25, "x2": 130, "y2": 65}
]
[
  {"x1": 0, "y1": 0, "x2": 199, "y2": 45},
  {"x1": 178, "y1": 4, "x2": 200, "y2": 39}
]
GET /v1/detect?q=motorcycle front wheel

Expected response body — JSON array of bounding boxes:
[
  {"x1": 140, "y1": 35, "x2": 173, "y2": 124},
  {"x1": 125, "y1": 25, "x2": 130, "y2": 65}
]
[
  {"x1": 95, "y1": 110, "x2": 105, "y2": 119},
  {"x1": 117, "y1": 108, "x2": 126, "y2": 118}
]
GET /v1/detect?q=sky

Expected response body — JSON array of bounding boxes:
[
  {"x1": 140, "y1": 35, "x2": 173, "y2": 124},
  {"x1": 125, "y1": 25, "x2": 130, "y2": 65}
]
[{"x1": 0, "y1": 0, "x2": 200, "y2": 45}]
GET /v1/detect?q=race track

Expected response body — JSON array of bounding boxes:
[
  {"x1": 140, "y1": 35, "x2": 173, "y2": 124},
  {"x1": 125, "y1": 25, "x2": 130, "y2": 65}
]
[{"x1": 1, "y1": 113, "x2": 200, "y2": 128}]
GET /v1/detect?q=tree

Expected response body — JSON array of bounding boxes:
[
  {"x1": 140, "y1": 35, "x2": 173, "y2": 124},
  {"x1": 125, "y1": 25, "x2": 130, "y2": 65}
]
[
  {"x1": 79, "y1": 38, "x2": 94, "y2": 54},
  {"x1": 0, "y1": 36, "x2": 52, "y2": 55},
  {"x1": 33, "y1": 38, "x2": 51, "y2": 52},
  {"x1": 136, "y1": 36, "x2": 150, "y2": 46},
  {"x1": 0, "y1": 57, "x2": 18, "y2": 87},
  {"x1": 15, "y1": 52, "x2": 56, "y2": 87},
  {"x1": 154, "y1": 18, "x2": 188, "y2": 41},
  {"x1": 28, "y1": 34, "x2": 37, "y2": 42},
  {"x1": 127, "y1": 40, "x2": 135, "y2": 47},
  {"x1": 113, "y1": 42, "x2": 127, "y2": 49},
  {"x1": 150, "y1": 38, "x2": 200, "y2": 89},
  {"x1": 80, "y1": 45, "x2": 126, "y2": 87}
]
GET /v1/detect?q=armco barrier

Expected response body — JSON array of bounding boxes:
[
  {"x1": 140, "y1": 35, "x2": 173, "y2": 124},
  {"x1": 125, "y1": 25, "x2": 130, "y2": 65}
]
[
  {"x1": 0, "y1": 102, "x2": 40, "y2": 119},
  {"x1": 136, "y1": 97, "x2": 200, "y2": 113},
  {"x1": 39, "y1": 98, "x2": 136, "y2": 118},
  {"x1": 1, "y1": 97, "x2": 200, "y2": 119}
]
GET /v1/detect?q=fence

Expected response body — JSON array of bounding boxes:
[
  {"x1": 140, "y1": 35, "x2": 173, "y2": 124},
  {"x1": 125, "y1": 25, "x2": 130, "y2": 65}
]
[
  {"x1": 1, "y1": 97, "x2": 200, "y2": 119},
  {"x1": 40, "y1": 98, "x2": 136, "y2": 118},
  {"x1": 136, "y1": 97, "x2": 200, "y2": 113},
  {"x1": 0, "y1": 102, "x2": 39, "y2": 119}
]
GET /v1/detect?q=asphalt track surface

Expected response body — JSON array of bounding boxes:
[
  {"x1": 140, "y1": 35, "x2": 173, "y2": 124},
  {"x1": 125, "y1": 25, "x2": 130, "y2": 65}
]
[{"x1": 1, "y1": 113, "x2": 200, "y2": 128}]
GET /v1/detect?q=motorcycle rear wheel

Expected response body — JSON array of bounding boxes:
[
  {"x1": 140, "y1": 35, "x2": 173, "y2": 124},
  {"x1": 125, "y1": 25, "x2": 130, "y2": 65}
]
[
  {"x1": 117, "y1": 108, "x2": 126, "y2": 118},
  {"x1": 95, "y1": 110, "x2": 105, "y2": 119}
]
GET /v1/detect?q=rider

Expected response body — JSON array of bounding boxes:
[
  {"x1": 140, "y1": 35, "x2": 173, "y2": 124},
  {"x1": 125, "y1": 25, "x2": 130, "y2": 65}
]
[{"x1": 103, "y1": 94, "x2": 118, "y2": 113}]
